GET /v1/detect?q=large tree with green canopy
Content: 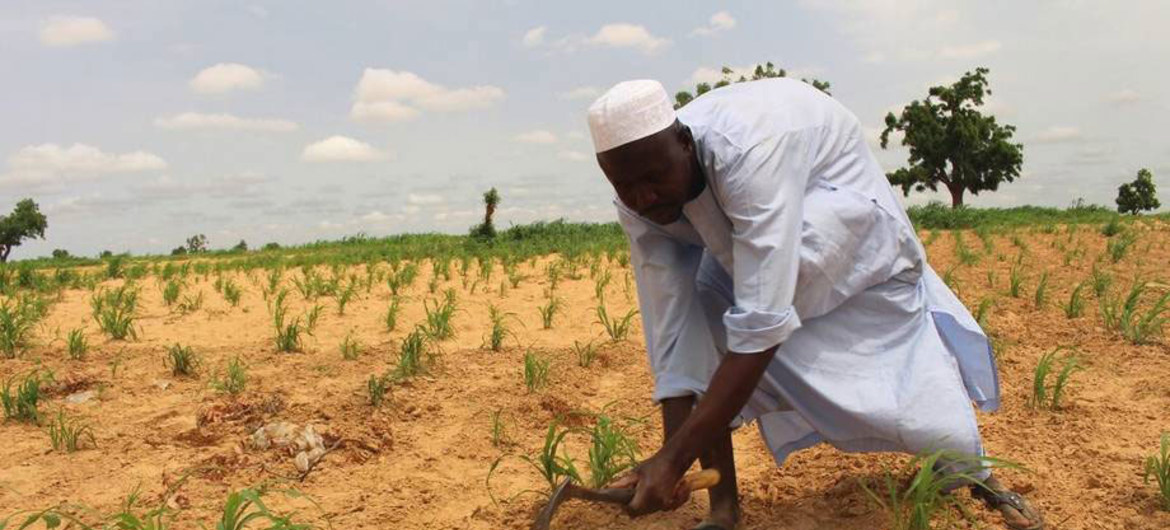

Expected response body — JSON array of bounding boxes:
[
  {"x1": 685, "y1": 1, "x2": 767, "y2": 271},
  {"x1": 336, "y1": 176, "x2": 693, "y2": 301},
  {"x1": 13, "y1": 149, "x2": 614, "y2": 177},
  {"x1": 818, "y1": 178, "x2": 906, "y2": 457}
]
[
  {"x1": 1116, "y1": 168, "x2": 1160, "y2": 214},
  {"x1": 673, "y1": 62, "x2": 832, "y2": 109},
  {"x1": 880, "y1": 67, "x2": 1023, "y2": 208},
  {"x1": 0, "y1": 198, "x2": 48, "y2": 262}
]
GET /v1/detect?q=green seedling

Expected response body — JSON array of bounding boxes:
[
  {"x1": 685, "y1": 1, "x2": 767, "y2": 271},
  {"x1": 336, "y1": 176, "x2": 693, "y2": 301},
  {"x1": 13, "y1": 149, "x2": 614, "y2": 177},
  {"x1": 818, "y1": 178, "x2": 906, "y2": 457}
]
[
  {"x1": 1063, "y1": 282, "x2": 1086, "y2": 319},
  {"x1": 422, "y1": 296, "x2": 457, "y2": 340},
  {"x1": 490, "y1": 409, "x2": 508, "y2": 447},
  {"x1": 538, "y1": 296, "x2": 562, "y2": 330},
  {"x1": 336, "y1": 281, "x2": 357, "y2": 315},
  {"x1": 384, "y1": 297, "x2": 400, "y2": 332},
  {"x1": 1145, "y1": 432, "x2": 1170, "y2": 511},
  {"x1": 340, "y1": 333, "x2": 361, "y2": 360},
  {"x1": 484, "y1": 304, "x2": 518, "y2": 352},
  {"x1": 573, "y1": 339, "x2": 599, "y2": 368},
  {"x1": 161, "y1": 279, "x2": 183, "y2": 306},
  {"x1": 523, "y1": 350, "x2": 550, "y2": 393},
  {"x1": 1107, "y1": 231, "x2": 1137, "y2": 263},
  {"x1": 1033, "y1": 271, "x2": 1049, "y2": 308},
  {"x1": 587, "y1": 414, "x2": 639, "y2": 488},
  {"x1": 393, "y1": 328, "x2": 433, "y2": 380},
  {"x1": 595, "y1": 304, "x2": 638, "y2": 342},
  {"x1": 91, "y1": 284, "x2": 139, "y2": 340},
  {"x1": 222, "y1": 279, "x2": 242, "y2": 307},
  {"x1": 206, "y1": 486, "x2": 314, "y2": 530},
  {"x1": 1090, "y1": 265, "x2": 1112, "y2": 298},
  {"x1": 522, "y1": 421, "x2": 582, "y2": 490},
  {"x1": 66, "y1": 328, "x2": 88, "y2": 360},
  {"x1": 1100, "y1": 216, "x2": 1123, "y2": 237},
  {"x1": 211, "y1": 357, "x2": 247, "y2": 395},
  {"x1": 954, "y1": 231, "x2": 979, "y2": 266},
  {"x1": 165, "y1": 343, "x2": 200, "y2": 377},
  {"x1": 0, "y1": 298, "x2": 35, "y2": 359},
  {"x1": 1100, "y1": 281, "x2": 1170, "y2": 345},
  {"x1": 1031, "y1": 346, "x2": 1081, "y2": 410},
  {"x1": 2, "y1": 372, "x2": 42, "y2": 423},
  {"x1": 593, "y1": 269, "x2": 612, "y2": 301},
  {"x1": 269, "y1": 290, "x2": 304, "y2": 353},
  {"x1": 974, "y1": 298, "x2": 993, "y2": 328},
  {"x1": 367, "y1": 373, "x2": 391, "y2": 408},
  {"x1": 175, "y1": 291, "x2": 203, "y2": 315},
  {"x1": 46, "y1": 410, "x2": 95, "y2": 452},
  {"x1": 1008, "y1": 263, "x2": 1025, "y2": 298}
]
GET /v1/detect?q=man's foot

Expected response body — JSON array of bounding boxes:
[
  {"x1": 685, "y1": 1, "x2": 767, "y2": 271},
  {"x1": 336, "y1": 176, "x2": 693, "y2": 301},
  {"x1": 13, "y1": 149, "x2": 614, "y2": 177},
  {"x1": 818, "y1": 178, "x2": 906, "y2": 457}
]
[
  {"x1": 692, "y1": 501, "x2": 739, "y2": 530},
  {"x1": 971, "y1": 476, "x2": 1044, "y2": 530}
]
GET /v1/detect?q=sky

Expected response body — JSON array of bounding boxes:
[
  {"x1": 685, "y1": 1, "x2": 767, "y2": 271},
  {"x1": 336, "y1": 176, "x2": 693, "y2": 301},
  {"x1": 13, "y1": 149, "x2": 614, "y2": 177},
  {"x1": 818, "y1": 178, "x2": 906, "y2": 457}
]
[{"x1": 1, "y1": 0, "x2": 1168, "y2": 259}]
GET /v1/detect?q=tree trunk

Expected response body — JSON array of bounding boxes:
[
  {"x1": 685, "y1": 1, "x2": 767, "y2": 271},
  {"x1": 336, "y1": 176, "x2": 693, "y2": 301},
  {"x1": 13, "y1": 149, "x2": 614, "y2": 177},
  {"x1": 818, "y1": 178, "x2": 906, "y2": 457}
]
[
  {"x1": 949, "y1": 186, "x2": 964, "y2": 208},
  {"x1": 0, "y1": 246, "x2": 9, "y2": 263}
]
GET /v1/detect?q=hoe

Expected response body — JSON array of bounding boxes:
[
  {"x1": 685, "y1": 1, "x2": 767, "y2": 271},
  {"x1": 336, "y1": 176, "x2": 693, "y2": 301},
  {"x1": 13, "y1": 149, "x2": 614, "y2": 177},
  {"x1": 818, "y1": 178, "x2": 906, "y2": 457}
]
[{"x1": 530, "y1": 469, "x2": 721, "y2": 530}]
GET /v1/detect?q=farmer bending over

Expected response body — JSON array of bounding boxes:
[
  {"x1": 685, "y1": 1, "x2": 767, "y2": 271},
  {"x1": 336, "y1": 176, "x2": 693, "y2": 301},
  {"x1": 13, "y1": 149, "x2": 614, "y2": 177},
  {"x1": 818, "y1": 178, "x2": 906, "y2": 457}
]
[{"x1": 587, "y1": 79, "x2": 1044, "y2": 530}]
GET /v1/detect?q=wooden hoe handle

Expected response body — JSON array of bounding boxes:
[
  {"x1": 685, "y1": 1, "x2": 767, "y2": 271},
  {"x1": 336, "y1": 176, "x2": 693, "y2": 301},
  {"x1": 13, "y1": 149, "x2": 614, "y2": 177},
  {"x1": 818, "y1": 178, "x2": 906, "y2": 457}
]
[{"x1": 680, "y1": 468, "x2": 721, "y2": 492}]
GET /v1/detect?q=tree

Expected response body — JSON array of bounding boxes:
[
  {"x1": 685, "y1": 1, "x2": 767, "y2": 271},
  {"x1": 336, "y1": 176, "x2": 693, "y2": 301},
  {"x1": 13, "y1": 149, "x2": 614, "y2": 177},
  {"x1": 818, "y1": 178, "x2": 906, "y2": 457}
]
[
  {"x1": 674, "y1": 62, "x2": 832, "y2": 109},
  {"x1": 0, "y1": 199, "x2": 48, "y2": 263},
  {"x1": 1116, "y1": 168, "x2": 1160, "y2": 214},
  {"x1": 880, "y1": 68, "x2": 1023, "y2": 208},
  {"x1": 231, "y1": 239, "x2": 248, "y2": 252},
  {"x1": 470, "y1": 187, "x2": 500, "y2": 240},
  {"x1": 185, "y1": 234, "x2": 208, "y2": 254},
  {"x1": 51, "y1": 249, "x2": 71, "y2": 260}
]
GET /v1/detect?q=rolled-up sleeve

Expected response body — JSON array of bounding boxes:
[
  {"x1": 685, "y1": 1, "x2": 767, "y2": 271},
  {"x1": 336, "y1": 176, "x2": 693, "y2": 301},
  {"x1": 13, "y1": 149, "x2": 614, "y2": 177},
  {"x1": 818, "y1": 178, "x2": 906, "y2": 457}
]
[
  {"x1": 720, "y1": 129, "x2": 815, "y2": 354},
  {"x1": 616, "y1": 202, "x2": 721, "y2": 402}
]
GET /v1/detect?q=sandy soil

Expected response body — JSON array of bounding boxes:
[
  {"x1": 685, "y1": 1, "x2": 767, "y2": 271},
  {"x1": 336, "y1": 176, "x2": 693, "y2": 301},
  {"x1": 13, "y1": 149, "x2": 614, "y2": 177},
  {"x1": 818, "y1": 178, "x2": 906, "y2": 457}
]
[{"x1": 2, "y1": 225, "x2": 1169, "y2": 529}]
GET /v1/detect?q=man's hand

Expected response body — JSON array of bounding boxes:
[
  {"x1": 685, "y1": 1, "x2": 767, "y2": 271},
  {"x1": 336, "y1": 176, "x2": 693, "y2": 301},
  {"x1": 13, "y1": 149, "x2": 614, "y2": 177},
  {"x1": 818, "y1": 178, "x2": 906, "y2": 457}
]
[{"x1": 610, "y1": 450, "x2": 691, "y2": 517}]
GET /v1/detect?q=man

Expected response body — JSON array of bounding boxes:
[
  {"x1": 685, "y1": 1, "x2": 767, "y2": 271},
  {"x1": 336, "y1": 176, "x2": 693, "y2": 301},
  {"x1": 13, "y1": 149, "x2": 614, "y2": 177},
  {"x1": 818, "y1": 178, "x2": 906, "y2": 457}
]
[{"x1": 587, "y1": 79, "x2": 1044, "y2": 530}]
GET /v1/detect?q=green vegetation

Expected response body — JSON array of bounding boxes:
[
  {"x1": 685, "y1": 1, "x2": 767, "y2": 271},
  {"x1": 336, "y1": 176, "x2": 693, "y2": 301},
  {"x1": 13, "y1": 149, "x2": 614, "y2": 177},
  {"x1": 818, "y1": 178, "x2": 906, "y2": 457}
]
[
  {"x1": 1117, "y1": 168, "x2": 1161, "y2": 215},
  {"x1": 1031, "y1": 347, "x2": 1082, "y2": 410},
  {"x1": 269, "y1": 290, "x2": 305, "y2": 353},
  {"x1": 1008, "y1": 262, "x2": 1025, "y2": 298},
  {"x1": 422, "y1": 291, "x2": 457, "y2": 341},
  {"x1": 46, "y1": 410, "x2": 95, "y2": 452},
  {"x1": 1063, "y1": 282, "x2": 1086, "y2": 319},
  {"x1": 595, "y1": 304, "x2": 638, "y2": 341},
  {"x1": 586, "y1": 414, "x2": 639, "y2": 488},
  {"x1": 1107, "y1": 231, "x2": 1138, "y2": 263},
  {"x1": 91, "y1": 284, "x2": 139, "y2": 340},
  {"x1": 1, "y1": 372, "x2": 42, "y2": 423},
  {"x1": 66, "y1": 328, "x2": 88, "y2": 360},
  {"x1": 538, "y1": 296, "x2": 562, "y2": 330},
  {"x1": 0, "y1": 198, "x2": 48, "y2": 263},
  {"x1": 862, "y1": 450, "x2": 1017, "y2": 530},
  {"x1": 393, "y1": 328, "x2": 434, "y2": 380},
  {"x1": 165, "y1": 343, "x2": 200, "y2": 377},
  {"x1": 519, "y1": 421, "x2": 580, "y2": 490},
  {"x1": 573, "y1": 339, "x2": 599, "y2": 368},
  {"x1": 483, "y1": 304, "x2": 518, "y2": 352},
  {"x1": 211, "y1": 357, "x2": 247, "y2": 395},
  {"x1": 522, "y1": 350, "x2": 550, "y2": 393},
  {"x1": 0, "y1": 297, "x2": 37, "y2": 358},
  {"x1": 489, "y1": 409, "x2": 508, "y2": 447},
  {"x1": 383, "y1": 297, "x2": 400, "y2": 332},
  {"x1": 1145, "y1": 432, "x2": 1170, "y2": 511},
  {"x1": 1100, "y1": 281, "x2": 1170, "y2": 345},
  {"x1": 367, "y1": 373, "x2": 391, "y2": 408},
  {"x1": 1033, "y1": 271, "x2": 1050, "y2": 308},
  {"x1": 340, "y1": 332, "x2": 361, "y2": 360}
]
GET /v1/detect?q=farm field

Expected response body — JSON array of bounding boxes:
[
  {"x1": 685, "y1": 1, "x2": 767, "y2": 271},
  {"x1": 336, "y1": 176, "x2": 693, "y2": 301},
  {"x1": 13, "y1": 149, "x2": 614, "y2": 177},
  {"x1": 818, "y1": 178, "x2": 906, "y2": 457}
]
[{"x1": 1, "y1": 220, "x2": 1169, "y2": 529}]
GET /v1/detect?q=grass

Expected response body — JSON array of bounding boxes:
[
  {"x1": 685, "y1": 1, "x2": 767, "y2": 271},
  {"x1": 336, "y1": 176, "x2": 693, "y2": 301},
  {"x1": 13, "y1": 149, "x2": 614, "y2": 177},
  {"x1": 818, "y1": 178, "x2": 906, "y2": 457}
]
[
  {"x1": 1101, "y1": 216, "x2": 1123, "y2": 237},
  {"x1": 573, "y1": 339, "x2": 599, "y2": 368},
  {"x1": 953, "y1": 231, "x2": 980, "y2": 266},
  {"x1": 593, "y1": 269, "x2": 612, "y2": 301},
  {"x1": 165, "y1": 343, "x2": 200, "y2": 377},
  {"x1": 175, "y1": 291, "x2": 203, "y2": 315},
  {"x1": 340, "y1": 332, "x2": 361, "y2": 360},
  {"x1": 538, "y1": 296, "x2": 562, "y2": 330},
  {"x1": 46, "y1": 410, "x2": 96, "y2": 452},
  {"x1": 1145, "y1": 432, "x2": 1170, "y2": 511},
  {"x1": 1063, "y1": 282, "x2": 1086, "y2": 319},
  {"x1": 595, "y1": 304, "x2": 638, "y2": 341},
  {"x1": 91, "y1": 284, "x2": 139, "y2": 340},
  {"x1": 383, "y1": 297, "x2": 400, "y2": 332},
  {"x1": 1, "y1": 372, "x2": 42, "y2": 423},
  {"x1": 861, "y1": 449, "x2": 1017, "y2": 530},
  {"x1": 483, "y1": 304, "x2": 518, "y2": 352},
  {"x1": 1031, "y1": 346, "x2": 1082, "y2": 410},
  {"x1": 336, "y1": 280, "x2": 357, "y2": 315},
  {"x1": 1033, "y1": 271, "x2": 1050, "y2": 308},
  {"x1": 211, "y1": 357, "x2": 247, "y2": 395},
  {"x1": 523, "y1": 349, "x2": 550, "y2": 393},
  {"x1": 974, "y1": 298, "x2": 993, "y2": 328},
  {"x1": 66, "y1": 328, "x2": 88, "y2": 360},
  {"x1": 586, "y1": 413, "x2": 639, "y2": 488},
  {"x1": 1100, "y1": 281, "x2": 1170, "y2": 345},
  {"x1": 393, "y1": 328, "x2": 433, "y2": 380}
]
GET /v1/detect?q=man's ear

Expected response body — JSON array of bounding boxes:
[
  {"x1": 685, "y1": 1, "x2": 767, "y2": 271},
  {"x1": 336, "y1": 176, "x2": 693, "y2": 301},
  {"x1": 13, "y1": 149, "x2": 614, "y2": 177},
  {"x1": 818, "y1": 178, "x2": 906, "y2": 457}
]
[{"x1": 677, "y1": 123, "x2": 694, "y2": 152}]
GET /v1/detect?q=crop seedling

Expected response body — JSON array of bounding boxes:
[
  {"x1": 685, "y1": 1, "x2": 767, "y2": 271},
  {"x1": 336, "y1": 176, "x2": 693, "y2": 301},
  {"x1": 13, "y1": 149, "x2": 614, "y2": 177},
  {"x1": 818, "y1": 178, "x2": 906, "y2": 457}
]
[
  {"x1": 422, "y1": 295, "x2": 457, "y2": 340},
  {"x1": 1008, "y1": 262, "x2": 1025, "y2": 298},
  {"x1": 595, "y1": 304, "x2": 638, "y2": 342},
  {"x1": 383, "y1": 297, "x2": 400, "y2": 332},
  {"x1": 941, "y1": 266, "x2": 960, "y2": 292},
  {"x1": 587, "y1": 414, "x2": 639, "y2": 488},
  {"x1": 269, "y1": 290, "x2": 304, "y2": 353},
  {"x1": 222, "y1": 279, "x2": 242, "y2": 307},
  {"x1": 340, "y1": 333, "x2": 361, "y2": 360},
  {"x1": 336, "y1": 280, "x2": 357, "y2": 315},
  {"x1": 505, "y1": 262, "x2": 525, "y2": 288},
  {"x1": 1107, "y1": 231, "x2": 1137, "y2": 263},
  {"x1": 1145, "y1": 432, "x2": 1170, "y2": 511},
  {"x1": 211, "y1": 357, "x2": 247, "y2": 395},
  {"x1": 573, "y1": 339, "x2": 599, "y2": 368},
  {"x1": 861, "y1": 449, "x2": 1019, "y2": 530},
  {"x1": 394, "y1": 328, "x2": 433, "y2": 380},
  {"x1": 91, "y1": 284, "x2": 139, "y2": 340},
  {"x1": 165, "y1": 343, "x2": 200, "y2": 377},
  {"x1": 367, "y1": 373, "x2": 391, "y2": 407},
  {"x1": 175, "y1": 291, "x2": 203, "y2": 315},
  {"x1": 523, "y1": 349, "x2": 550, "y2": 393},
  {"x1": 1063, "y1": 282, "x2": 1086, "y2": 319},
  {"x1": 305, "y1": 303, "x2": 322, "y2": 333},
  {"x1": 1033, "y1": 271, "x2": 1050, "y2": 308},
  {"x1": 974, "y1": 298, "x2": 993, "y2": 328},
  {"x1": 508, "y1": 421, "x2": 582, "y2": 491},
  {"x1": 207, "y1": 486, "x2": 315, "y2": 530},
  {"x1": 161, "y1": 279, "x2": 183, "y2": 306},
  {"x1": 1031, "y1": 346, "x2": 1082, "y2": 410},
  {"x1": 66, "y1": 328, "x2": 88, "y2": 360},
  {"x1": 2, "y1": 372, "x2": 42, "y2": 423},
  {"x1": 1100, "y1": 281, "x2": 1170, "y2": 345},
  {"x1": 1101, "y1": 216, "x2": 1123, "y2": 237},
  {"x1": 593, "y1": 269, "x2": 611, "y2": 301},
  {"x1": 538, "y1": 296, "x2": 562, "y2": 330},
  {"x1": 0, "y1": 298, "x2": 35, "y2": 359},
  {"x1": 953, "y1": 231, "x2": 979, "y2": 266},
  {"x1": 46, "y1": 410, "x2": 96, "y2": 452},
  {"x1": 484, "y1": 304, "x2": 518, "y2": 352},
  {"x1": 490, "y1": 409, "x2": 508, "y2": 447}
]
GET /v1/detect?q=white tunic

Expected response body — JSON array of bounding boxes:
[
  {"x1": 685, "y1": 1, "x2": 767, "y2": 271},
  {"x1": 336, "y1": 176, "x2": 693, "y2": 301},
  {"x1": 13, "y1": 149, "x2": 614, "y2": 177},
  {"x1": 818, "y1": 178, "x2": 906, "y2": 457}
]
[{"x1": 616, "y1": 78, "x2": 999, "y2": 466}]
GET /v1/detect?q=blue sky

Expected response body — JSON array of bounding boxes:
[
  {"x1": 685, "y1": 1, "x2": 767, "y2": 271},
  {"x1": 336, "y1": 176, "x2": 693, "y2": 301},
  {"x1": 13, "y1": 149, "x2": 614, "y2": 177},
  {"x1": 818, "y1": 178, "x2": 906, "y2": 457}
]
[{"x1": 1, "y1": 1, "x2": 1167, "y2": 258}]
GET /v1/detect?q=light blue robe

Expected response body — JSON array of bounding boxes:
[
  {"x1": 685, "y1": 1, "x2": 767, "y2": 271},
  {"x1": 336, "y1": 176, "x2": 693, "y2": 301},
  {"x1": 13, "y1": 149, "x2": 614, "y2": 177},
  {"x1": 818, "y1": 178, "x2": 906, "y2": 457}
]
[{"x1": 616, "y1": 78, "x2": 999, "y2": 468}]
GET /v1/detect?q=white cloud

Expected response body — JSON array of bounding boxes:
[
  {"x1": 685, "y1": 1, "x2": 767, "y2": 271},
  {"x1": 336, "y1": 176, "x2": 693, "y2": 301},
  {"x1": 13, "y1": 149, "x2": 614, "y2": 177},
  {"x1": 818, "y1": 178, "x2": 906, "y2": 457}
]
[
  {"x1": 8, "y1": 143, "x2": 165, "y2": 174},
  {"x1": 522, "y1": 26, "x2": 547, "y2": 47},
  {"x1": 350, "y1": 68, "x2": 505, "y2": 122},
  {"x1": 558, "y1": 150, "x2": 588, "y2": 162},
  {"x1": 154, "y1": 112, "x2": 298, "y2": 132},
  {"x1": 514, "y1": 130, "x2": 558, "y2": 144},
  {"x1": 1034, "y1": 126, "x2": 1083, "y2": 144},
  {"x1": 39, "y1": 16, "x2": 114, "y2": 47},
  {"x1": 190, "y1": 63, "x2": 265, "y2": 95},
  {"x1": 407, "y1": 193, "x2": 444, "y2": 205},
  {"x1": 360, "y1": 210, "x2": 391, "y2": 222},
  {"x1": 588, "y1": 23, "x2": 670, "y2": 55},
  {"x1": 558, "y1": 86, "x2": 602, "y2": 100},
  {"x1": 301, "y1": 136, "x2": 389, "y2": 162},
  {"x1": 937, "y1": 40, "x2": 1002, "y2": 59},
  {"x1": 1105, "y1": 89, "x2": 1143, "y2": 105},
  {"x1": 691, "y1": 11, "x2": 737, "y2": 37}
]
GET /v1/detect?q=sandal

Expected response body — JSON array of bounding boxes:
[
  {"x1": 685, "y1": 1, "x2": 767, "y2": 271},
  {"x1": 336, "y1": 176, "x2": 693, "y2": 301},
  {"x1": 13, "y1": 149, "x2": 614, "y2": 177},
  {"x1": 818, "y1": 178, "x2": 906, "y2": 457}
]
[{"x1": 970, "y1": 476, "x2": 1045, "y2": 530}]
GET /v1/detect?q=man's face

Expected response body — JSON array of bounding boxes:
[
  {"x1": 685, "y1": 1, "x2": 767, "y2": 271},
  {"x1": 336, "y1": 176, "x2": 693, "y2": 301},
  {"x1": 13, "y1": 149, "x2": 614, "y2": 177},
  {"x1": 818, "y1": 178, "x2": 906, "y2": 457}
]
[{"x1": 596, "y1": 123, "x2": 697, "y2": 225}]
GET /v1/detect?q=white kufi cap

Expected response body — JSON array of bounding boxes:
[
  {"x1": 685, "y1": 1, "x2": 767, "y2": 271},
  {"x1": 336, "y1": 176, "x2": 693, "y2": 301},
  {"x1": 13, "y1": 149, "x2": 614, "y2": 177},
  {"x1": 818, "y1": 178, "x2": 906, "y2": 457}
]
[{"x1": 587, "y1": 80, "x2": 676, "y2": 153}]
